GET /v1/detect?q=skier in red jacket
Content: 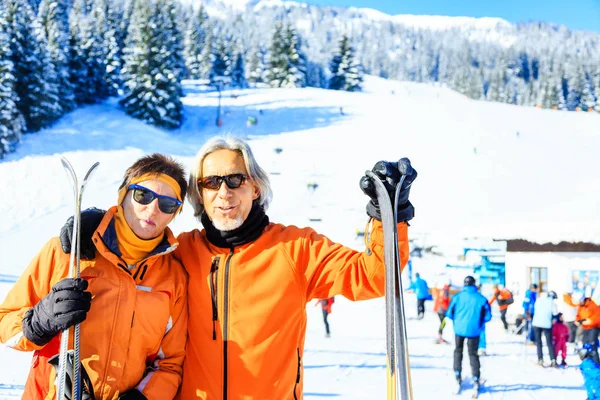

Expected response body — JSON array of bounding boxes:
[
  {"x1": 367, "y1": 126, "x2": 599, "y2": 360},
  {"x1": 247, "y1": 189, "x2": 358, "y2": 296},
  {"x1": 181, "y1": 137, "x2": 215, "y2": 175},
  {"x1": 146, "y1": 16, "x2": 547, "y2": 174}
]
[{"x1": 320, "y1": 297, "x2": 335, "y2": 337}]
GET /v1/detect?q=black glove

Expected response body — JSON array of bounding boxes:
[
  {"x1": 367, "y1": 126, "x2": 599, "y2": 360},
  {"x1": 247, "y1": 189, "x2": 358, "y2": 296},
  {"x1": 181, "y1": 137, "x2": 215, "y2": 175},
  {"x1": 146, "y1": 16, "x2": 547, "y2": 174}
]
[
  {"x1": 22, "y1": 278, "x2": 92, "y2": 346},
  {"x1": 48, "y1": 350, "x2": 95, "y2": 400},
  {"x1": 60, "y1": 207, "x2": 106, "y2": 260},
  {"x1": 119, "y1": 390, "x2": 147, "y2": 400},
  {"x1": 360, "y1": 158, "x2": 417, "y2": 222}
]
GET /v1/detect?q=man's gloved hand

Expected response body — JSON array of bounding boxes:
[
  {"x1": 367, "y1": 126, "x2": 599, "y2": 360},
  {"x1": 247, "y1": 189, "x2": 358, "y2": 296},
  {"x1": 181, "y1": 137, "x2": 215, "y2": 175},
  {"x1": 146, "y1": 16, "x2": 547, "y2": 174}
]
[
  {"x1": 118, "y1": 390, "x2": 147, "y2": 400},
  {"x1": 48, "y1": 350, "x2": 95, "y2": 400},
  {"x1": 359, "y1": 158, "x2": 417, "y2": 222},
  {"x1": 60, "y1": 207, "x2": 106, "y2": 260},
  {"x1": 22, "y1": 278, "x2": 92, "y2": 346}
]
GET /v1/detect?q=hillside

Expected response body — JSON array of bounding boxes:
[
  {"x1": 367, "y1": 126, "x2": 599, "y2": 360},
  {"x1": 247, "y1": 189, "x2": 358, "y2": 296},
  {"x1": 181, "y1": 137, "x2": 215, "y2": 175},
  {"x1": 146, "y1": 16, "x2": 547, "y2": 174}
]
[
  {"x1": 1, "y1": 76, "x2": 599, "y2": 276},
  {"x1": 0, "y1": 75, "x2": 596, "y2": 400}
]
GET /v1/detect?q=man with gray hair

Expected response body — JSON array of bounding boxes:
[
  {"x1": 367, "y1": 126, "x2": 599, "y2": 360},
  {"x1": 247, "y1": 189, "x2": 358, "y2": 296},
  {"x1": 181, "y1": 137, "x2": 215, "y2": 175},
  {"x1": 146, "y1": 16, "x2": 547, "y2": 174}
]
[{"x1": 61, "y1": 135, "x2": 417, "y2": 399}]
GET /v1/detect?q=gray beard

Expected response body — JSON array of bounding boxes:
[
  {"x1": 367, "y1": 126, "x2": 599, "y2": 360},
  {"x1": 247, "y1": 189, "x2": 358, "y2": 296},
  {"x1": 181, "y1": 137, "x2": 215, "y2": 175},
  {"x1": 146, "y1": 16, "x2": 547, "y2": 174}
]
[{"x1": 212, "y1": 215, "x2": 244, "y2": 231}]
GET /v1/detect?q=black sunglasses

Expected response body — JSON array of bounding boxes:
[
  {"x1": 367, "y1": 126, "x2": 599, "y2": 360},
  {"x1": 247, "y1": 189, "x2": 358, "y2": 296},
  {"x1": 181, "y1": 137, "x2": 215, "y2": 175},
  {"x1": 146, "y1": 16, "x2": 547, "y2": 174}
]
[
  {"x1": 198, "y1": 174, "x2": 249, "y2": 190},
  {"x1": 129, "y1": 184, "x2": 182, "y2": 214}
]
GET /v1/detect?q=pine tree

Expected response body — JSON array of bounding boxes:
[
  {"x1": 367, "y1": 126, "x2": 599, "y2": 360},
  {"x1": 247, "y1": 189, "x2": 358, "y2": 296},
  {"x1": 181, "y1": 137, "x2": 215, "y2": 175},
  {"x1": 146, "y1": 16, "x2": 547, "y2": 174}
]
[
  {"x1": 283, "y1": 23, "x2": 306, "y2": 87},
  {"x1": 246, "y1": 45, "x2": 266, "y2": 85},
  {"x1": 38, "y1": 0, "x2": 75, "y2": 113},
  {"x1": 89, "y1": 0, "x2": 111, "y2": 100},
  {"x1": 231, "y1": 51, "x2": 248, "y2": 88},
  {"x1": 105, "y1": 0, "x2": 124, "y2": 95},
  {"x1": 264, "y1": 22, "x2": 306, "y2": 88},
  {"x1": 211, "y1": 35, "x2": 232, "y2": 82},
  {"x1": 198, "y1": 26, "x2": 214, "y2": 80},
  {"x1": 0, "y1": 1, "x2": 25, "y2": 158},
  {"x1": 68, "y1": 0, "x2": 91, "y2": 104},
  {"x1": 328, "y1": 34, "x2": 363, "y2": 92},
  {"x1": 580, "y1": 70, "x2": 596, "y2": 111},
  {"x1": 306, "y1": 60, "x2": 327, "y2": 88},
  {"x1": 164, "y1": 0, "x2": 186, "y2": 85},
  {"x1": 6, "y1": 0, "x2": 61, "y2": 131},
  {"x1": 121, "y1": 0, "x2": 183, "y2": 128},
  {"x1": 68, "y1": 0, "x2": 110, "y2": 103},
  {"x1": 183, "y1": 4, "x2": 207, "y2": 79}
]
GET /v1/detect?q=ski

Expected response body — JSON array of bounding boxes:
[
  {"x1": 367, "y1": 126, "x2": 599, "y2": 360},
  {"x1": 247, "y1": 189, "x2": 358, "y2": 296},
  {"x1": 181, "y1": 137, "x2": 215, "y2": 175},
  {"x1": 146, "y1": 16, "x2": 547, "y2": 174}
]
[
  {"x1": 453, "y1": 380, "x2": 463, "y2": 395},
  {"x1": 366, "y1": 169, "x2": 412, "y2": 400},
  {"x1": 56, "y1": 158, "x2": 99, "y2": 400},
  {"x1": 472, "y1": 384, "x2": 480, "y2": 399},
  {"x1": 471, "y1": 379, "x2": 485, "y2": 398}
]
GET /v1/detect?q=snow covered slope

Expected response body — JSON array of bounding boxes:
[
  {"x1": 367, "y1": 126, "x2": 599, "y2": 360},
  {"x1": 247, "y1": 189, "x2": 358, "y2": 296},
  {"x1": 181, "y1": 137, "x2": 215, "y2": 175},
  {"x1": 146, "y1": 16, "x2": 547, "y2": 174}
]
[{"x1": 0, "y1": 76, "x2": 596, "y2": 398}]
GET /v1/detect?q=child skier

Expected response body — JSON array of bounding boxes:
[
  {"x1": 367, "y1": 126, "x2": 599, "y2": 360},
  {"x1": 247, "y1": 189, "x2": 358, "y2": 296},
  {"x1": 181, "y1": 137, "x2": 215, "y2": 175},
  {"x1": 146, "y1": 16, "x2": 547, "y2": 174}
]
[{"x1": 552, "y1": 313, "x2": 569, "y2": 367}]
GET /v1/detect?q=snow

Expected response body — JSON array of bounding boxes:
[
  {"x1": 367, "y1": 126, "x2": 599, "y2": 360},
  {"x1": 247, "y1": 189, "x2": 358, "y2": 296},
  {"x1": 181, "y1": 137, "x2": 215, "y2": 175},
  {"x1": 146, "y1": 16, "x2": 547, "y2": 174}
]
[
  {"x1": 183, "y1": 0, "x2": 518, "y2": 39},
  {"x1": 0, "y1": 75, "x2": 597, "y2": 398}
]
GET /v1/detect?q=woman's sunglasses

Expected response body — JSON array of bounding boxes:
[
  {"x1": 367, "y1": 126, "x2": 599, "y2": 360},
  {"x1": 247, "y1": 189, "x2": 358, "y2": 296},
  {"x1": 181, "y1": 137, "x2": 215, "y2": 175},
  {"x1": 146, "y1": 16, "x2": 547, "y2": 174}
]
[
  {"x1": 129, "y1": 184, "x2": 182, "y2": 214},
  {"x1": 197, "y1": 174, "x2": 249, "y2": 190}
]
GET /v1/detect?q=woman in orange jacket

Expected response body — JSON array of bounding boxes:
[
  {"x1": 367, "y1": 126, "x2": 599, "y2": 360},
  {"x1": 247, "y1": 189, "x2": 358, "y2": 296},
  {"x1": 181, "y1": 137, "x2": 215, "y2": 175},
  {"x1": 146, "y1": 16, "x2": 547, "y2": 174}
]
[
  {"x1": 60, "y1": 136, "x2": 417, "y2": 399},
  {"x1": 0, "y1": 154, "x2": 189, "y2": 400},
  {"x1": 576, "y1": 297, "x2": 600, "y2": 364}
]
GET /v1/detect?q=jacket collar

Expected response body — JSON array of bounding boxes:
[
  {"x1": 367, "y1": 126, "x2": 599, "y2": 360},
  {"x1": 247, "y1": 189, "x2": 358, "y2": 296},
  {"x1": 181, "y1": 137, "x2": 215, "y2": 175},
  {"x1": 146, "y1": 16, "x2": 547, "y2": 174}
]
[{"x1": 93, "y1": 206, "x2": 179, "y2": 266}]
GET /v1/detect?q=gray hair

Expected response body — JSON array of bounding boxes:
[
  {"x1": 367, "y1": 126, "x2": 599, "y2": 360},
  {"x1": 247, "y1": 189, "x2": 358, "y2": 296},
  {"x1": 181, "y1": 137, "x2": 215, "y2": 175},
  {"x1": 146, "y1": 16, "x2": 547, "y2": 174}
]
[{"x1": 188, "y1": 136, "x2": 273, "y2": 221}]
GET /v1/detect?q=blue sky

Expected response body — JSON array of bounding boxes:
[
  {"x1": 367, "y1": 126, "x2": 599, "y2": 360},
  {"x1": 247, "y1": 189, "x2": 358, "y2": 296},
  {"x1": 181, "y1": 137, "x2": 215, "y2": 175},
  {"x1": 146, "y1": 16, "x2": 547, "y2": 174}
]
[{"x1": 302, "y1": 0, "x2": 600, "y2": 33}]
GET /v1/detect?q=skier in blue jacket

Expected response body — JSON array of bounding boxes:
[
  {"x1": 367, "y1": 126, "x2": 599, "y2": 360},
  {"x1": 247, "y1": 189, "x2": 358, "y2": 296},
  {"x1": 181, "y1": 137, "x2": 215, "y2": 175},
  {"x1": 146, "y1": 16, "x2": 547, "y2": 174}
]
[
  {"x1": 522, "y1": 283, "x2": 538, "y2": 343},
  {"x1": 579, "y1": 343, "x2": 600, "y2": 400},
  {"x1": 408, "y1": 272, "x2": 430, "y2": 319},
  {"x1": 446, "y1": 275, "x2": 492, "y2": 391}
]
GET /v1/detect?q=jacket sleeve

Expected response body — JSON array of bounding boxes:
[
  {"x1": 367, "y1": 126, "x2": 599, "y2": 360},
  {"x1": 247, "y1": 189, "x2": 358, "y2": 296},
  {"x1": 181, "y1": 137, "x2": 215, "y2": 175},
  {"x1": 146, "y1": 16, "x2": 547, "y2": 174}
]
[
  {"x1": 0, "y1": 239, "x2": 63, "y2": 351},
  {"x1": 301, "y1": 219, "x2": 409, "y2": 302},
  {"x1": 563, "y1": 293, "x2": 577, "y2": 307},
  {"x1": 483, "y1": 301, "x2": 492, "y2": 323},
  {"x1": 446, "y1": 297, "x2": 457, "y2": 320},
  {"x1": 136, "y1": 272, "x2": 188, "y2": 400}
]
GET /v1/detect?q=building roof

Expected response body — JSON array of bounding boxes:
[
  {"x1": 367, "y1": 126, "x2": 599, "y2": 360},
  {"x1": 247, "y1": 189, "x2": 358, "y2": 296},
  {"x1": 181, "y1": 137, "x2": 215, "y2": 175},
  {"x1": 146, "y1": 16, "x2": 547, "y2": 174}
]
[{"x1": 504, "y1": 239, "x2": 600, "y2": 252}]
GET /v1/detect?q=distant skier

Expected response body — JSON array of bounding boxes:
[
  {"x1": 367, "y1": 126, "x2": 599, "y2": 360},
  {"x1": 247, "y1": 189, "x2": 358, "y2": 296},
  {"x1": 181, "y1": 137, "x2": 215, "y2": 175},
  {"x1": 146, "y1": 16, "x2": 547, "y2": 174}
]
[
  {"x1": 488, "y1": 284, "x2": 514, "y2": 331},
  {"x1": 579, "y1": 343, "x2": 600, "y2": 400},
  {"x1": 576, "y1": 297, "x2": 600, "y2": 365},
  {"x1": 320, "y1": 297, "x2": 335, "y2": 338},
  {"x1": 514, "y1": 313, "x2": 526, "y2": 335},
  {"x1": 433, "y1": 282, "x2": 451, "y2": 343},
  {"x1": 532, "y1": 291, "x2": 558, "y2": 367},
  {"x1": 446, "y1": 275, "x2": 492, "y2": 393},
  {"x1": 552, "y1": 313, "x2": 569, "y2": 367},
  {"x1": 523, "y1": 283, "x2": 538, "y2": 343},
  {"x1": 408, "y1": 272, "x2": 431, "y2": 319}
]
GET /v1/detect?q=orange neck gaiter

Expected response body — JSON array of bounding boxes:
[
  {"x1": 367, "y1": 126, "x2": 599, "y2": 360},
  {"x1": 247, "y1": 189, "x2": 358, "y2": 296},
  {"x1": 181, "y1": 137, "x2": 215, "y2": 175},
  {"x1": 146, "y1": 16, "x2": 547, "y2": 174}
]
[{"x1": 114, "y1": 206, "x2": 163, "y2": 266}]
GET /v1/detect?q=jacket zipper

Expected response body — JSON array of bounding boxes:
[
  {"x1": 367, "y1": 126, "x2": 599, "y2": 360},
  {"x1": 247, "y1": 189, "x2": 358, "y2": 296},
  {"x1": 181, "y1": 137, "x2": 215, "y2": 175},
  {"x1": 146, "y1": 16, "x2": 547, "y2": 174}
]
[
  {"x1": 223, "y1": 249, "x2": 234, "y2": 400},
  {"x1": 210, "y1": 257, "x2": 220, "y2": 340},
  {"x1": 293, "y1": 348, "x2": 301, "y2": 399}
]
